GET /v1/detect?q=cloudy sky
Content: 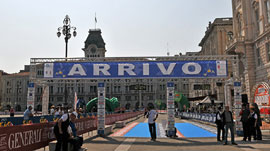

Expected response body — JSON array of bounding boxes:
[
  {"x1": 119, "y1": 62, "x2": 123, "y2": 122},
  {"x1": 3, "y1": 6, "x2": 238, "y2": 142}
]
[{"x1": 0, "y1": 0, "x2": 232, "y2": 73}]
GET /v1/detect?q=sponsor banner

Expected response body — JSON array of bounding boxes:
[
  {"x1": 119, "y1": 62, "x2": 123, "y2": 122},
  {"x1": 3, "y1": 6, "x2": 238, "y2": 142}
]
[
  {"x1": 180, "y1": 112, "x2": 216, "y2": 123},
  {"x1": 167, "y1": 82, "x2": 175, "y2": 132},
  {"x1": 97, "y1": 83, "x2": 105, "y2": 135},
  {"x1": 42, "y1": 86, "x2": 49, "y2": 115},
  {"x1": 0, "y1": 112, "x2": 142, "y2": 151},
  {"x1": 44, "y1": 60, "x2": 227, "y2": 79},
  {"x1": 26, "y1": 83, "x2": 35, "y2": 108},
  {"x1": 234, "y1": 81, "x2": 242, "y2": 132}
]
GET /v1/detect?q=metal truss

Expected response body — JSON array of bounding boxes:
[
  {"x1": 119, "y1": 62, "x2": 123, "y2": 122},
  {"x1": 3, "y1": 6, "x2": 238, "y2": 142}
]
[{"x1": 30, "y1": 55, "x2": 238, "y2": 64}]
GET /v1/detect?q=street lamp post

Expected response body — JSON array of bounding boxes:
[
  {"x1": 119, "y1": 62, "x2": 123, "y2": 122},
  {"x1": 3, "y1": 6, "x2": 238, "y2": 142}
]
[
  {"x1": 57, "y1": 15, "x2": 77, "y2": 104},
  {"x1": 57, "y1": 15, "x2": 77, "y2": 59}
]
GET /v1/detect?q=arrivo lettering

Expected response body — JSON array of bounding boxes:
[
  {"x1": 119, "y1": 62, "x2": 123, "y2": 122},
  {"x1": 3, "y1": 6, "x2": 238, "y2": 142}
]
[{"x1": 67, "y1": 62, "x2": 202, "y2": 76}]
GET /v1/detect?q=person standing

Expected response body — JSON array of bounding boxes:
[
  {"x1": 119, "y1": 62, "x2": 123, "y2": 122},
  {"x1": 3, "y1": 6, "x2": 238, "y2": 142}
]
[
  {"x1": 252, "y1": 103, "x2": 262, "y2": 140},
  {"x1": 222, "y1": 106, "x2": 237, "y2": 145},
  {"x1": 240, "y1": 103, "x2": 250, "y2": 141},
  {"x1": 248, "y1": 107, "x2": 257, "y2": 141},
  {"x1": 215, "y1": 107, "x2": 224, "y2": 142},
  {"x1": 10, "y1": 107, "x2": 15, "y2": 117},
  {"x1": 54, "y1": 110, "x2": 70, "y2": 151},
  {"x1": 146, "y1": 105, "x2": 158, "y2": 141},
  {"x1": 50, "y1": 105, "x2": 55, "y2": 115},
  {"x1": 24, "y1": 106, "x2": 33, "y2": 122}
]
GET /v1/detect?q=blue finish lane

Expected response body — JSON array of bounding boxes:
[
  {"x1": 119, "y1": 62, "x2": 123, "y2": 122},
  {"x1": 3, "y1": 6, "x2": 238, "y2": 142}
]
[
  {"x1": 175, "y1": 123, "x2": 216, "y2": 138},
  {"x1": 124, "y1": 123, "x2": 154, "y2": 137}
]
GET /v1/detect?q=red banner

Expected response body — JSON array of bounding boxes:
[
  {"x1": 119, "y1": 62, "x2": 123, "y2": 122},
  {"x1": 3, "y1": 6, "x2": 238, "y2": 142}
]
[{"x1": 0, "y1": 112, "x2": 142, "y2": 151}]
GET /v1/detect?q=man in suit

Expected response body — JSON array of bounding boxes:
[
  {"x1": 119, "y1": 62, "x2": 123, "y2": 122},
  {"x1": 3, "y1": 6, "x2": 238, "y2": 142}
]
[{"x1": 215, "y1": 106, "x2": 224, "y2": 142}]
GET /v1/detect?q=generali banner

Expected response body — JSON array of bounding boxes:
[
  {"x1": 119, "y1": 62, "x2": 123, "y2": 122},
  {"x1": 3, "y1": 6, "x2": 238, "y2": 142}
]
[
  {"x1": 0, "y1": 112, "x2": 141, "y2": 151},
  {"x1": 0, "y1": 118, "x2": 96, "y2": 151}
]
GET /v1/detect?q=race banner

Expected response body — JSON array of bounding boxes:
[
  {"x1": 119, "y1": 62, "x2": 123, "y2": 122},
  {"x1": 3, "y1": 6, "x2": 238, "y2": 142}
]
[
  {"x1": 44, "y1": 60, "x2": 227, "y2": 79},
  {"x1": 234, "y1": 82, "x2": 242, "y2": 133},
  {"x1": 97, "y1": 83, "x2": 105, "y2": 135},
  {"x1": 167, "y1": 82, "x2": 175, "y2": 137},
  {"x1": 42, "y1": 86, "x2": 49, "y2": 115},
  {"x1": 26, "y1": 83, "x2": 35, "y2": 108}
]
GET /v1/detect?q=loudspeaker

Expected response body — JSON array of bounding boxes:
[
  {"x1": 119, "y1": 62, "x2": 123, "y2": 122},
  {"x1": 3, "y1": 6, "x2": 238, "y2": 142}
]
[
  {"x1": 241, "y1": 94, "x2": 248, "y2": 104},
  {"x1": 216, "y1": 82, "x2": 222, "y2": 87}
]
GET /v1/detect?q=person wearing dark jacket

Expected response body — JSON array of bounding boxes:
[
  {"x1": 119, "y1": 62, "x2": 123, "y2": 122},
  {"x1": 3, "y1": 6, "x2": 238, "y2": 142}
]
[
  {"x1": 215, "y1": 107, "x2": 224, "y2": 141},
  {"x1": 222, "y1": 106, "x2": 237, "y2": 145},
  {"x1": 248, "y1": 107, "x2": 258, "y2": 141},
  {"x1": 240, "y1": 103, "x2": 250, "y2": 141},
  {"x1": 252, "y1": 103, "x2": 262, "y2": 140},
  {"x1": 54, "y1": 112, "x2": 70, "y2": 151}
]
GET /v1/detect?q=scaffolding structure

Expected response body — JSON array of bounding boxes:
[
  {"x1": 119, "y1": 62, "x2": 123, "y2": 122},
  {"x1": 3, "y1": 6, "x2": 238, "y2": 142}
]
[{"x1": 29, "y1": 55, "x2": 243, "y2": 135}]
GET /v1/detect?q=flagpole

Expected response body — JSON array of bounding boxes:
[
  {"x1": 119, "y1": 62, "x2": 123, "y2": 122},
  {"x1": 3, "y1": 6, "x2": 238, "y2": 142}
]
[{"x1": 95, "y1": 13, "x2": 97, "y2": 29}]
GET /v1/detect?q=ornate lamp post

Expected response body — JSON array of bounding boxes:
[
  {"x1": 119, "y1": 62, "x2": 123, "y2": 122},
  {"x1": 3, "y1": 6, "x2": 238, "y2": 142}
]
[
  {"x1": 57, "y1": 15, "x2": 77, "y2": 59},
  {"x1": 56, "y1": 15, "x2": 77, "y2": 104}
]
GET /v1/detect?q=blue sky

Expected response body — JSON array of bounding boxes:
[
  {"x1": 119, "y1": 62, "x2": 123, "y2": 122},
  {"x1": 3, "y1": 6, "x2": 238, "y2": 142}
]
[{"x1": 0, "y1": 0, "x2": 232, "y2": 73}]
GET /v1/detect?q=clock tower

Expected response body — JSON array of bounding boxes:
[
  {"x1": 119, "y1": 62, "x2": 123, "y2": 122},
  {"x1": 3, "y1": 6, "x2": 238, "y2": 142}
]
[{"x1": 82, "y1": 29, "x2": 106, "y2": 58}]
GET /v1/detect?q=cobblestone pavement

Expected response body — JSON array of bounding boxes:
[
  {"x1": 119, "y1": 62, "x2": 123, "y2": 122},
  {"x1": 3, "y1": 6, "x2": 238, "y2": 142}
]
[{"x1": 36, "y1": 113, "x2": 270, "y2": 151}]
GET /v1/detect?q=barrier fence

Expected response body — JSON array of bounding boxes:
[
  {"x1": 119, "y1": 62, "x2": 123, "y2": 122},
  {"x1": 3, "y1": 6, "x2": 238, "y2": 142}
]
[
  {"x1": 179, "y1": 112, "x2": 216, "y2": 123},
  {"x1": 0, "y1": 112, "x2": 118, "y2": 126},
  {"x1": 0, "y1": 111, "x2": 142, "y2": 151}
]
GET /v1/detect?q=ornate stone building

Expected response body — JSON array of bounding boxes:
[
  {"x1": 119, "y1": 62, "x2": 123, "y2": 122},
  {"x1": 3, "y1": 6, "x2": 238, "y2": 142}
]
[
  {"x1": 227, "y1": 0, "x2": 270, "y2": 102},
  {"x1": 82, "y1": 29, "x2": 106, "y2": 58},
  {"x1": 196, "y1": 18, "x2": 233, "y2": 104}
]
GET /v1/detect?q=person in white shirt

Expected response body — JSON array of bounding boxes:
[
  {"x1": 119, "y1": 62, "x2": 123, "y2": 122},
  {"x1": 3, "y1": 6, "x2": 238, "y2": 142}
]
[
  {"x1": 146, "y1": 105, "x2": 158, "y2": 141},
  {"x1": 50, "y1": 106, "x2": 55, "y2": 115}
]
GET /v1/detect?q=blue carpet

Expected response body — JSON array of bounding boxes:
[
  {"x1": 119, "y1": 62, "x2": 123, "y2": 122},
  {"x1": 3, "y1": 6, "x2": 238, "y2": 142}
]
[
  {"x1": 175, "y1": 123, "x2": 216, "y2": 138},
  {"x1": 124, "y1": 123, "x2": 155, "y2": 137}
]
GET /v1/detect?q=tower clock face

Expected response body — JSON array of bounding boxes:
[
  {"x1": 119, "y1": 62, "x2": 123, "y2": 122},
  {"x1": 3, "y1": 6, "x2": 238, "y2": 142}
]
[{"x1": 91, "y1": 47, "x2": 96, "y2": 53}]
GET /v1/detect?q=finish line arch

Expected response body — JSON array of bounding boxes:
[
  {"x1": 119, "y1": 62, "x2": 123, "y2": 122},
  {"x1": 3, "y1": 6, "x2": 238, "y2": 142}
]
[{"x1": 28, "y1": 55, "x2": 241, "y2": 136}]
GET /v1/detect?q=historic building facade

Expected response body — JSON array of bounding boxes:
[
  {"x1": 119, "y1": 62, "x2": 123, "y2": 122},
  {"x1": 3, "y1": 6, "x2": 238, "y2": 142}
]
[
  {"x1": 195, "y1": 18, "x2": 233, "y2": 104},
  {"x1": 1, "y1": 28, "x2": 190, "y2": 111},
  {"x1": 1, "y1": 70, "x2": 30, "y2": 111},
  {"x1": 226, "y1": 0, "x2": 270, "y2": 102}
]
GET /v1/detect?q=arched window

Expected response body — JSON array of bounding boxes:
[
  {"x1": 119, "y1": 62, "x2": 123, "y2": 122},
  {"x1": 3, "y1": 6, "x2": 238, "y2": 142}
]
[
  {"x1": 265, "y1": 0, "x2": 270, "y2": 23},
  {"x1": 237, "y1": 13, "x2": 243, "y2": 36}
]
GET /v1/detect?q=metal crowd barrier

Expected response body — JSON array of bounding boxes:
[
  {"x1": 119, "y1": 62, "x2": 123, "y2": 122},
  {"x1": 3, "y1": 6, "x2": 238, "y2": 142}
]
[
  {"x1": 0, "y1": 112, "x2": 115, "y2": 125},
  {"x1": 179, "y1": 112, "x2": 216, "y2": 123}
]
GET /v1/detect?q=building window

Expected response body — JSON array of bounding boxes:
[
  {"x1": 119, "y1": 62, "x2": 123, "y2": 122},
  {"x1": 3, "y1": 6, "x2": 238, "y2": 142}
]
[
  {"x1": 265, "y1": 0, "x2": 270, "y2": 24},
  {"x1": 106, "y1": 87, "x2": 110, "y2": 93},
  {"x1": 266, "y1": 43, "x2": 270, "y2": 62},
  {"x1": 256, "y1": 47, "x2": 262, "y2": 66},
  {"x1": 255, "y1": 8, "x2": 260, "y2": 33},
  {"x1": 50, "y1": 86, "x2": 53, "y2": 94}
]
